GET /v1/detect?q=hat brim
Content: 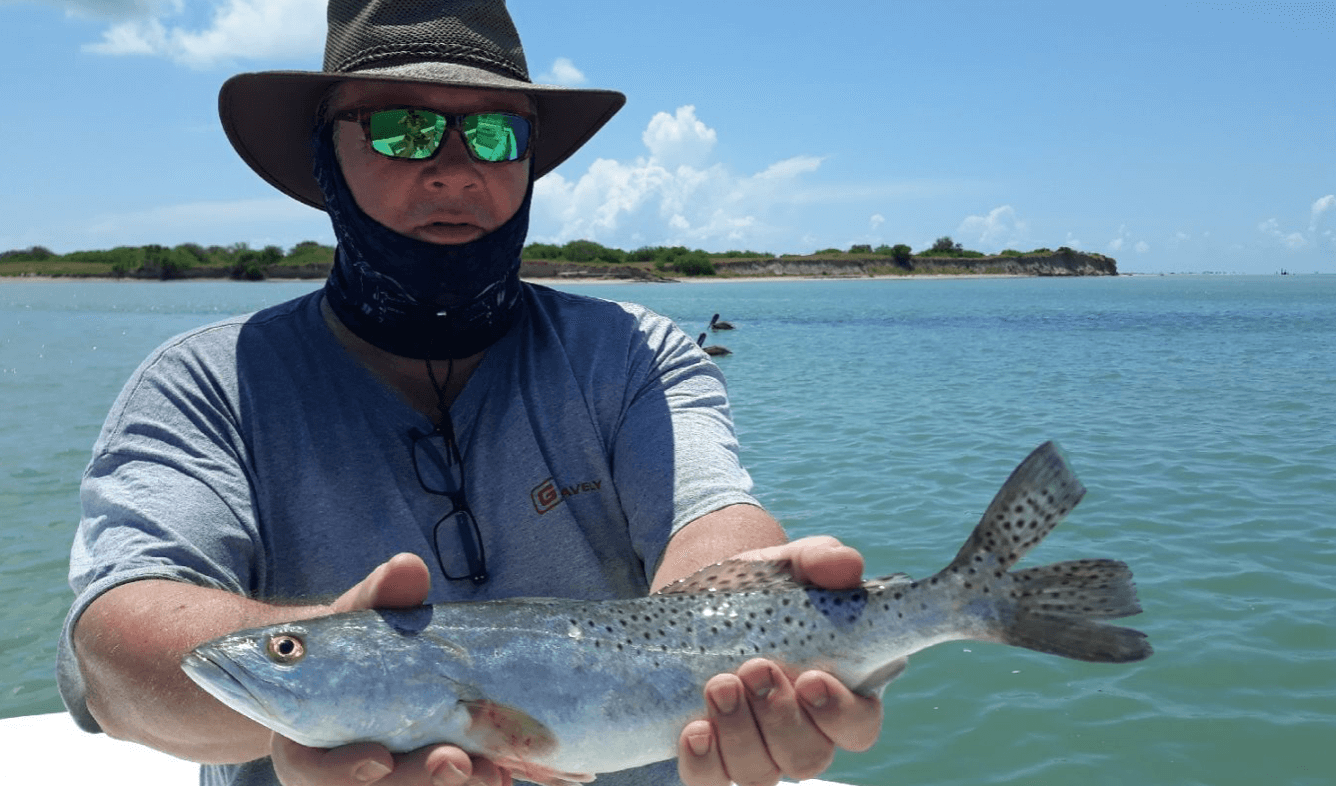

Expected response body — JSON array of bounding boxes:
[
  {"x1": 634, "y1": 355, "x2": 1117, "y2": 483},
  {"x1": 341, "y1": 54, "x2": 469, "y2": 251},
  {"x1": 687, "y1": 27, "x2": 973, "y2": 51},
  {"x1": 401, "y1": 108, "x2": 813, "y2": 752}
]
[{"x1": 219, "y1": 63, "x2": 625, "y2": 210}]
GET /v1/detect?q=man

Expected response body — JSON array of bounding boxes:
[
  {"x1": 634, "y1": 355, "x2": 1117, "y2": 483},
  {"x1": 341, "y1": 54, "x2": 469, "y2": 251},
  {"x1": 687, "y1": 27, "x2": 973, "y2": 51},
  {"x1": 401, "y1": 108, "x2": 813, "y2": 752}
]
[{"x1": 57, "y1": 2, "x2": 886, "y2": 785}]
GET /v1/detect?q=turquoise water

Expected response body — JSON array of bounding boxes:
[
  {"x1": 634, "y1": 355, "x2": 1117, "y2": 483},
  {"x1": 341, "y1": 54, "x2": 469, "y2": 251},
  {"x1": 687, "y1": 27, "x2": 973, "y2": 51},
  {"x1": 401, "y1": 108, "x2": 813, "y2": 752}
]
[{"x1": 2, "y1": 276, "x2": 1333, "y2": 785}]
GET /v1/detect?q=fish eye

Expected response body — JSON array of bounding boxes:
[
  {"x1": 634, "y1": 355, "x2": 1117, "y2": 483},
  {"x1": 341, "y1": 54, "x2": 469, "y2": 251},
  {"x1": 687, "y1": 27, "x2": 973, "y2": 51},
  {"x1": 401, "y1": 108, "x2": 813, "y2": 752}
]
[{"x1": 265, "y1": 633, "x2": 306, "y2": 664}]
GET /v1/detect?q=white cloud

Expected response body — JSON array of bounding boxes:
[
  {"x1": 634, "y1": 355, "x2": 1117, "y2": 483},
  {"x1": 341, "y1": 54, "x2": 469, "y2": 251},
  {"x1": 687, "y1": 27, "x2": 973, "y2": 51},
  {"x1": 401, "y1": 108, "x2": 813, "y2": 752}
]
[
  {"x1": 537, "y1": 57, "x2": 586, "y2": 86},
  {"x1": 533, "y1": 106, "x2": 841, "y2": 249},
  {"x1": 1134, "y1": 241, "x2": 1150, "y2": 254},
  {"x1": 1109, "y1": 224, "x2": 1128, "y2": 252},
  {"x1": 21, "y1": 0, "x2": 179, "y2": 22},
  {"x1": 642, "y1": 106, "x2": 717, "y2": 170},
  {"x1": 870, "y1": 214, "x2": 885, "y2": 230},
  {"x1": 1311, "y1": 194, "x2": 1335, "y2": 231},
  {"x1": 83, "y1": 0, "x2": 325, "y2": 68},
  {"x1": 1256, "y1": 196, "x2": 1336, "y2": 253},
  {"x1": 1259, "y1": 216, "x2": 1309, "y2": 250},
  {"x1": 955, "y1": 205, "x2": 1028, "y2": 250}
]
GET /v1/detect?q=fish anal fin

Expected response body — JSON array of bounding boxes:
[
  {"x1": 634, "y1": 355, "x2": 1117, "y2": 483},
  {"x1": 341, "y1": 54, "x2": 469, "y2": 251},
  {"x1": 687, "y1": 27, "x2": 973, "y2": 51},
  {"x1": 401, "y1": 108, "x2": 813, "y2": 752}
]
[
  {"x1": 462, "y1": 699, "x2": 558, "y2": 763},
  {"x1": 492, "y1": 756, "x2": 595, "y2": 786},
  {"x1": 654, "y1": 558, "x2": 803, "y2": 595}
]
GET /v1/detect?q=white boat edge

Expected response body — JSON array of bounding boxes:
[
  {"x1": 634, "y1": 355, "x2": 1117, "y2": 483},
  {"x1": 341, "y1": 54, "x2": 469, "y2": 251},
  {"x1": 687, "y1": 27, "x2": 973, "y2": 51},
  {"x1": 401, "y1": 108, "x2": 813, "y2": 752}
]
[{"x1": 0, "y1": 712, "x2": 859, "y2": 785}]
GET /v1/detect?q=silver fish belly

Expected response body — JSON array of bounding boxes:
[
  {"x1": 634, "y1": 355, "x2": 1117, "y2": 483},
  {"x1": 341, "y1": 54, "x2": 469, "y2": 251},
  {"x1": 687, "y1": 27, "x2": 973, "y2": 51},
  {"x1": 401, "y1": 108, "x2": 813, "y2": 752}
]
[{"x1": 183, "y1": 441, "x2": 1152, "y2": 782}]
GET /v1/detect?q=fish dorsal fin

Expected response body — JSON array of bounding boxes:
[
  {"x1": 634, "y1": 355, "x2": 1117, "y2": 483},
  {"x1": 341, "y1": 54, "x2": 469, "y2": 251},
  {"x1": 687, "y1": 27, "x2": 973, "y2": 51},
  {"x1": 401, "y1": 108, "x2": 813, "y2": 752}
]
[
  {"x1": 863, "y1": 572, "x2": 914, "y2": 590},
  {"x1": 655, "y1": 559, "x2": 804, "y2": 595}
]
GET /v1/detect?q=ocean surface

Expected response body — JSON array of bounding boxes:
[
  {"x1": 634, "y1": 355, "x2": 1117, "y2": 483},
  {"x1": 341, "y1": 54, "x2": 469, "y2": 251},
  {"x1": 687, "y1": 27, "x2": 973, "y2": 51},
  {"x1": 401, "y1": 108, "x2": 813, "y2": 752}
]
[{"x1": 1, "y1": 275, "x2": 1332, "y2": 785}]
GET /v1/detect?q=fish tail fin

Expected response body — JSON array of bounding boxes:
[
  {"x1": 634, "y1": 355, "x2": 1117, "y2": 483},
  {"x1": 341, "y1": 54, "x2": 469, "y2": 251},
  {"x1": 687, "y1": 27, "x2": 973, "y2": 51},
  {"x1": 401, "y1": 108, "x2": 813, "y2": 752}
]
[
  {"x1": 1002, "y1": 560, "x2": 1152, "y2": 662},
  {"x1": 943, "y1": 442, "x2": 1153, "y2": 663},
  {"x1": 945, "y1": 441, "x2": 1086, "y2": 575}
]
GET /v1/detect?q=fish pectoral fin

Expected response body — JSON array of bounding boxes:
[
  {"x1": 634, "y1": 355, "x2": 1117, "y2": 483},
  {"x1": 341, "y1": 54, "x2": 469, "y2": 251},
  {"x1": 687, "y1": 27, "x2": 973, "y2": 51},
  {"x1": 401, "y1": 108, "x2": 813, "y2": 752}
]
[
  {"x1": 654, "y1": 558, "x2": 805, "y2": 595},
  {"x1": 462, "y1": 699, "x2": 558, "y2": 760},
  {"x1": 493, "y1": 756, "x2": 595, "y2": 786}
]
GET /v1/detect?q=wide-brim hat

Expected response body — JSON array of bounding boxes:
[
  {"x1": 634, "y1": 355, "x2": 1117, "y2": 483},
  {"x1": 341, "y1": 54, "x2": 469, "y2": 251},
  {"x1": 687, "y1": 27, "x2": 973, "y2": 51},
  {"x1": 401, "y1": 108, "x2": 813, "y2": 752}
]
[{"x1": 219, "y1": 0, "x2": 625, "y2": 210}]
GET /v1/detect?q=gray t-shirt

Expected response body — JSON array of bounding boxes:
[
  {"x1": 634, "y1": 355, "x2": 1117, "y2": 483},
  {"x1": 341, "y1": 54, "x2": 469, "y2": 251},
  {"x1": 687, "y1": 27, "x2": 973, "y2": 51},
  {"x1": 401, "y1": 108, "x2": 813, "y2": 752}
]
[{"x1": 58, "y1": 284, "x2": 758, "y2": 785}]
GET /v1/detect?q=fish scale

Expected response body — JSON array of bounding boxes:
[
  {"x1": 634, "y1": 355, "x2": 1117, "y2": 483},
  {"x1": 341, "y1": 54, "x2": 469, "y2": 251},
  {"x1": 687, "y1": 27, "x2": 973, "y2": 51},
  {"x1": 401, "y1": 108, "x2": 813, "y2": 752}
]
[{"x1": 183, "y1": 441, "x2": 1152, "y2": 785}]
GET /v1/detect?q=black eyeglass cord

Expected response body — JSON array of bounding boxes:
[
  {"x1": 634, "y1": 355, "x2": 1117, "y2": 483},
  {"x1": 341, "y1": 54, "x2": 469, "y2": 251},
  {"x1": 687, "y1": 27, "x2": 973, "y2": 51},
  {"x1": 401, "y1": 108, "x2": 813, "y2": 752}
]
[
  {"x1": 424, "y1": 357, "x2": 456, "y2": 443},
  {"x1": 422, "y1": 356, "x2": 488, "y2": 584}
]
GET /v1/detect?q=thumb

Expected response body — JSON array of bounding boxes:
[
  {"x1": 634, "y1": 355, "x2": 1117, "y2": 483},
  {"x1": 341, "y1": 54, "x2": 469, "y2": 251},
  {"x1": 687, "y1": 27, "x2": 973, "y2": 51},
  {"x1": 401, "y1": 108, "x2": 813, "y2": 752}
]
[{"x1": 332, "y1": 553, "x2": 432, "y2": 613}]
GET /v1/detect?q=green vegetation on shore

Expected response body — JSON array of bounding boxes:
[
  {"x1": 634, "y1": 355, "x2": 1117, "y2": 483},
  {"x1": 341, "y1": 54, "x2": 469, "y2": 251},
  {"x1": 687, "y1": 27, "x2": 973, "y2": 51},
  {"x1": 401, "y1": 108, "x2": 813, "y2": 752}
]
[
  {"x1": 1, "y1": 235, "x2": 1114, "y2": 280},
  {"x1": 0, "y1": 241, "x2": 335, "y2": 280}
]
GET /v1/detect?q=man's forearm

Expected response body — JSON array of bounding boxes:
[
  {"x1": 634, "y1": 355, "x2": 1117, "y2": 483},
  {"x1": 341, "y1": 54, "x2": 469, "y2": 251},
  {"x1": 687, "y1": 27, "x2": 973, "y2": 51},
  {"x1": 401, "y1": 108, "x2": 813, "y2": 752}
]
[{"x1": 73, "y1": 579, "x2": 333, "y2": 763}]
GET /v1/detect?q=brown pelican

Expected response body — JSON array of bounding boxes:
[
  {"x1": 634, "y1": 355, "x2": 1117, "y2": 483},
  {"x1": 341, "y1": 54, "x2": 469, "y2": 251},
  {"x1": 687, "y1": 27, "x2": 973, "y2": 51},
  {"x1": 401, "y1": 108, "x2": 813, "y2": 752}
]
[
  {"x1": 696, "y1": 332, "x2": 732, "y2": 356},
  {"x1": 709, "y1": 313, "x2": 735, "y2": 331}
]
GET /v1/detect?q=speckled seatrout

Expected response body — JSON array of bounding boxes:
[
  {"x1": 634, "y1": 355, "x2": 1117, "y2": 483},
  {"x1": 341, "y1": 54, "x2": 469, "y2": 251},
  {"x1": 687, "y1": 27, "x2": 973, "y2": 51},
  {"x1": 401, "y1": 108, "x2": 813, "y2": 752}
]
[{"x1": 182, "y1": 441, "x2": 1151, "y2": 784}]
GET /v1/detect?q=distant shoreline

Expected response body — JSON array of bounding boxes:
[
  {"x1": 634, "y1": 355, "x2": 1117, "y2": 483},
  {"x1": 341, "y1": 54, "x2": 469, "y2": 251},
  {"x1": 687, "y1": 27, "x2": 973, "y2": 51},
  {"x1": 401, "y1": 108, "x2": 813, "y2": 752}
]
[
  {"x1": 0, "y1": 248, "x2": 1119, "y2": 281},
  {"x1": 1, "y1": 273, "x2": 1038, "y2": 285}
]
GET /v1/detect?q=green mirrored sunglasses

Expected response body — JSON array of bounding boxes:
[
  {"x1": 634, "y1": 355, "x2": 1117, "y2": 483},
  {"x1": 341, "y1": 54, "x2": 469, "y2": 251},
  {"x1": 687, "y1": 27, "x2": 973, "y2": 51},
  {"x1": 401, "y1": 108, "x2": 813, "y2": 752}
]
[{"x1": 333, "y1": 107, "x2": 535, "y2": 164}]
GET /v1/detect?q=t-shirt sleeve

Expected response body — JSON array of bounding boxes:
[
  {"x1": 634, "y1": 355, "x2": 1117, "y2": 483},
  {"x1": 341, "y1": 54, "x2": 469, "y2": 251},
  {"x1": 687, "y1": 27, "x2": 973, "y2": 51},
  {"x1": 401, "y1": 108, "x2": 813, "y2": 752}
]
[
  {"x1": 611, "y1": 310, "x2": 760, "y2": 581},
  {"x1": 57, "y1": 329, "x2": 260, "y2": 731}
]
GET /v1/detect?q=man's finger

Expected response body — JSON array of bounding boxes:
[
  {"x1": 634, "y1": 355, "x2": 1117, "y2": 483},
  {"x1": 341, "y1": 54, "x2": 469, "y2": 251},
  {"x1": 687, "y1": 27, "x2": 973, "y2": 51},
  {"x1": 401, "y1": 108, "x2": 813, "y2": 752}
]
[
  {"x1": 677, "y1": 719, "x2": 728, "y2": 786},
  {"x1": 737, "y1": 659, "x2": 834, "y2": 780},
  {"x1": 704, "y1": 672, "x2": 781, "y2": 786},
  {"x1": 271, "y1": 734, "x2": 394, "y2": 785},
  {"x1": 731, "y1": 536, "x2": 863, "y2": 589},
  {"x1": 794, "y1": 671, "x2": 884, "y2": 753},
  {"x1": 332, "y1": 553, "x2": 431, "y2": 613}
]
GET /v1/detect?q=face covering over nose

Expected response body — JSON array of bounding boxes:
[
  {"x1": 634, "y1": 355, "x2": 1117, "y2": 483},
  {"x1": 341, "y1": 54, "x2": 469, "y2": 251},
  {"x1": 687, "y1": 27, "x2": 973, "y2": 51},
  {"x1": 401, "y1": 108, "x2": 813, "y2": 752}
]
[{"x1": 312, "y1": 121, "x2": 530, "y2": 360}]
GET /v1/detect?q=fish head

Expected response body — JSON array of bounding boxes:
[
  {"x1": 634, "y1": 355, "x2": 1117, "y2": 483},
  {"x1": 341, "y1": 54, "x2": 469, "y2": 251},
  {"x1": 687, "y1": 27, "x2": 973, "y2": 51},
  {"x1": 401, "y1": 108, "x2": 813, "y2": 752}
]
[{"x1": 182, "y1": 607, "x2": 475, "y2": 750}]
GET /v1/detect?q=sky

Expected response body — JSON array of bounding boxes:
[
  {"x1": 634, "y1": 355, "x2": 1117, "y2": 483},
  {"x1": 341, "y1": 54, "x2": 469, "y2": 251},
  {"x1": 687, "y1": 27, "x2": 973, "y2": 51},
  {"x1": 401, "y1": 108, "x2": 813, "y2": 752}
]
[{"x1": 1, "y1": 0, "x2": 1333, "y2": 274}]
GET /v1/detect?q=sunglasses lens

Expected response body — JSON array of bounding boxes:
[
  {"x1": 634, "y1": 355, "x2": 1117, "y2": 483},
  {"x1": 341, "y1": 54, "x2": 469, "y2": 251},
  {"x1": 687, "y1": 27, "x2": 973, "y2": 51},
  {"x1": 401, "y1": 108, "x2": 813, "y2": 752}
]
[
  {"x1": 367, "y1": 109, "x2": 446, "y2": 159},
  {"x1": 463, "y1": 113, "x2": 532, "y2": 162}
]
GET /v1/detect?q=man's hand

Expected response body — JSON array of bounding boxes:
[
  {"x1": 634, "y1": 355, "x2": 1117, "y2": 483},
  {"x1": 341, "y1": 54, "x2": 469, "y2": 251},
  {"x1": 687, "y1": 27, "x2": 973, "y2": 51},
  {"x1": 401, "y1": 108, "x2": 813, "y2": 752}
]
[
  {"x1": 676, "y1": 537, "x2": 888, "y2": 786},
  {"x1": 270, "y1": 554, "x2": 511, "y2": 786}
]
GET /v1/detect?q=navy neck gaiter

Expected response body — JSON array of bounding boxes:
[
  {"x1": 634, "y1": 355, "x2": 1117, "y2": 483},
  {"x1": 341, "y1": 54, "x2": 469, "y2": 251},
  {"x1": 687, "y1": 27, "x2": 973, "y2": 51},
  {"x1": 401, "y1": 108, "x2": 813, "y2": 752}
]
[{"x1": 312, "y1": 122, "x2": 530, "y2": 360}]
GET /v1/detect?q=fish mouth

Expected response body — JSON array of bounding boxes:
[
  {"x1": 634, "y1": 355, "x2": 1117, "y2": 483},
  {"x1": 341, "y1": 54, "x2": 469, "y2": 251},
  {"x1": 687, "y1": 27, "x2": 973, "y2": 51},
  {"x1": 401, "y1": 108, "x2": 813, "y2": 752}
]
[{"x1": 181, "y1": 648, "x2": 275, "y2": 726}]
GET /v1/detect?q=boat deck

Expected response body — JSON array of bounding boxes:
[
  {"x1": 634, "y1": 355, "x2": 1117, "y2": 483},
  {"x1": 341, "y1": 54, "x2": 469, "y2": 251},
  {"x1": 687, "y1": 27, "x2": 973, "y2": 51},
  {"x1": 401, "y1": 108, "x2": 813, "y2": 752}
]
[{"x1": 0, "y1": 712, "x2": 856, "y2": 785}]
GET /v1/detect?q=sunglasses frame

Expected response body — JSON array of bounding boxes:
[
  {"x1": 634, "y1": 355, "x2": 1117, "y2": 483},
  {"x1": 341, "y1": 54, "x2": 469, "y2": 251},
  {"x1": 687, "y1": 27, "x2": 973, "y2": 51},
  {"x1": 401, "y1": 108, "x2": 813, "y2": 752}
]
[{"x1": 331, "y1": 105, "x2": 537, "y2": 164}]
